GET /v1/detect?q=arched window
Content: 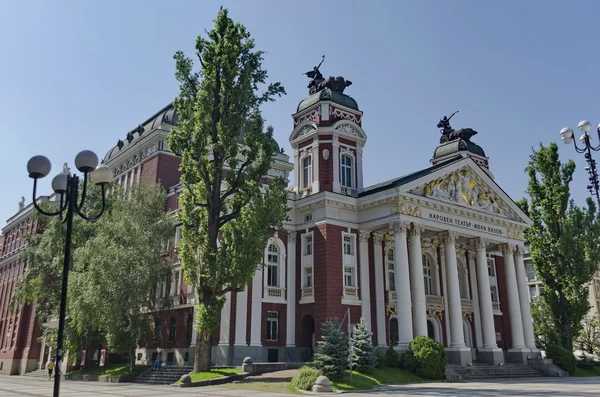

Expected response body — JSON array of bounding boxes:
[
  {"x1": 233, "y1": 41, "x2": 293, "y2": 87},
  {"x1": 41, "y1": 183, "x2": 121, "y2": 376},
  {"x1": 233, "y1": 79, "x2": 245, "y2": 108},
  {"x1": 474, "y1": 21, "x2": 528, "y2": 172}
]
[
  {"x1": 427, "y1": 320, "x2": 435, "y2": 340},
  {"x1": 389, "y1": 318, "x2": 399, "y2": 345},
  {"x1": 341, "y1": 154, "x2": 354, "y2": 188},
  {"x1": 267, "y1": 244, "x2": 279, "y2": 287},
  {"x1": 302, "y1": 155, "x2": 312, "y2": 189},
  {"x1": 423, "y1": 254, "x2": 433, "y2": 295},
  {"x1": 386, "y1": 248, "x2": 395, "y2": 291}
]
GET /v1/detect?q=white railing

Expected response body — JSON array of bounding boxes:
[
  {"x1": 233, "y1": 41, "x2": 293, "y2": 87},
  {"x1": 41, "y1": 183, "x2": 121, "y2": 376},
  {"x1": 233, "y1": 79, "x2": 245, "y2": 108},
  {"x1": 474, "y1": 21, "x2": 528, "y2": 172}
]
[
  {"x1": 461, "y1": 298, "x2": 473, "y2": 313},
  {"x1": 265, "y1": 287, "x2": 284, "y2": 298},
  {"x1": 386, "y1": 290, "x2": 397, "y2": 305},
  {"x1": 426, "y1": 295, "x2": 444, "y2": 311},
  {"x1": 492, "y1": 302, "x2": 501, "y2": 311},
  {"x1": 341, "y1": 186, "x2": 358, "y2": 197},
  {"x1": 302, "y1": 287, "x2": 313, "y2": 298}
]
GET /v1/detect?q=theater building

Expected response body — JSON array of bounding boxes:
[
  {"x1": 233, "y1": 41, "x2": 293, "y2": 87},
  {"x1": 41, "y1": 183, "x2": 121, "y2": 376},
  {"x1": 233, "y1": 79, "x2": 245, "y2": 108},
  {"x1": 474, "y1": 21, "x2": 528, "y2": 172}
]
[{"x1": 101, "y1": 75, "x2": 536, "y2": 367}]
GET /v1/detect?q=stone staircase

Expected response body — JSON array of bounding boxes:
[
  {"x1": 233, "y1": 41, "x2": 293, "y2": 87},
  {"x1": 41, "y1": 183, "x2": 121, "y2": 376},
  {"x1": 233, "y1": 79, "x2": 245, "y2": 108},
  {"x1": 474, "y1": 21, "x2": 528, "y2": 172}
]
[
  {"x1": 449, "y1": 363, "x2": 545, "y2": 380},
  {"x1": 23, "y1": 369, "x2": 51, "y2": 379},
  {"x1": 133, "y1": 366, "x2": 193, "y2": 385}
]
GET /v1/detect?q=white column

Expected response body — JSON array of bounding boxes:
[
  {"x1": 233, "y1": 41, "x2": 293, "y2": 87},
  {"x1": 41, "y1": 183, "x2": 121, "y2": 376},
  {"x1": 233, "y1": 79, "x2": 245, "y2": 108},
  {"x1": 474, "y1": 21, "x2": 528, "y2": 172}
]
[
  {"x1": 408, "y1": 224, "x2": 427, "y2": 337},
  {"x1": 234, "y1": 288, "x2": 248, "y2": 346},
  {"x1": 501, "y1": 244, "x2": 526, "y2": 349},
  {"x1": 332, "y1": 136, "x2": 340, "y2": 193},
  {"x1": 293, "y1": 149, "x2": 299, "y2": 189},
  {"x1": 472, "y1": 238, "x2": 497, "y2": 349},
  {"x1": 373, "y1": 233, "x2": 387, "y2": 347},
  {"x1": 514, "y1": 246, "x2": 536, "y2": 349},
  {"x1": 356, "y1": 146, "x2": 364, "y2": 192},
  {"x1": 467, "y1": 252, "x2": 483, "y2": 349},
  {"x1": 441, "y1": 231, "x2": 465, "y2": 348},
  {"x1": 286, "y1": 233, "x2": 297, "y2": 347},
  {"x1": 250, "y1": 268, "x2": 263, "y2": 346},
  {"x1": 358, "y1": 230, "x2": 372, "y2": 331},
  {"x1": 218, "y1": 292, "x2": 232, "y2": 345},
  {"x1": 312, "y1": 143, "x2": 320, "y2": 193},
  {"x1": 392, "y1": 221, "x2": 413, "y2": 348},
  {"x1": 439, "y1": 245, "x2": 451, "y2": 345},
  {"x1": 191, "y1": 307, "x2": 197, "y2": 346}
]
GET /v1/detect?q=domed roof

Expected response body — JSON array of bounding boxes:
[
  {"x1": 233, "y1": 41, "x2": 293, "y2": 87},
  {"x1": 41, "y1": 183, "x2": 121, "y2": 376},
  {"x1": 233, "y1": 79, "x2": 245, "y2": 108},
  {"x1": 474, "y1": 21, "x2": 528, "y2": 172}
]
[
  {"x1": 433, "y1": 139, "x2": 486, "y2": 159},
  {"x1": 297, "y1": 88, "x2": 359, "y2": 113}
]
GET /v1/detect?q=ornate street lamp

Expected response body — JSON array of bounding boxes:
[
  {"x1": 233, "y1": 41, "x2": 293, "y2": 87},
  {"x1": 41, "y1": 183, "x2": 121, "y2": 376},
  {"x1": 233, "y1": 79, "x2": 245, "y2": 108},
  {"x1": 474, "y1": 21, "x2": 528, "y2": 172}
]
[
  {"x1": 560, "y1": 120, "x2": 600, "y2": 207},
  {"x1": 27, "y1": 151, "x2": 111, "y2": 397}
]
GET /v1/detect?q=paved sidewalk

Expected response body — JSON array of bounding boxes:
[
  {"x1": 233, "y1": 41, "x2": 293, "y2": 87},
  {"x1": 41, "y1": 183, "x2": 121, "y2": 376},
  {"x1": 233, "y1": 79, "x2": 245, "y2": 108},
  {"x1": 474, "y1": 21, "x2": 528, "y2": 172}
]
[{"x1": 1, "y1": 374, "x2": 600, "y2": 396}]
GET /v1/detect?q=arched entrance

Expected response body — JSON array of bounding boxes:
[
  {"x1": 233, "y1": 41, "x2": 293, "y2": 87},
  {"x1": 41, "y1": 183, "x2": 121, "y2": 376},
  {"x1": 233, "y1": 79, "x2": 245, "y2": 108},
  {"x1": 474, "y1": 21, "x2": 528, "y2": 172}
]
[
  {"x1": 427, "y1": 320, "x2": 435, "y2": 340},
  {"x1": 426, "y1": 318, "x2": 443, "y2": 344},
  {"x1": 463, "y1": 318, "x2": 473, "y2": 348},
  {"x1": 389, "y1": 318, "x2": 399, "y2": 345}
]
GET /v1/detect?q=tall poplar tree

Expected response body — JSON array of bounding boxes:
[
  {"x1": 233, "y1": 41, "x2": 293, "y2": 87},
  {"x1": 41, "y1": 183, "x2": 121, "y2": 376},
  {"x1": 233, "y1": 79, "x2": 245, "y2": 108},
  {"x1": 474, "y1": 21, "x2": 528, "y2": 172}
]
[
  {"x1": 518, "y1": 142, "x2": 600, "y2": 351},
  {"x1": 168, "y1": 8, "x2": 288, "y2": 372}
]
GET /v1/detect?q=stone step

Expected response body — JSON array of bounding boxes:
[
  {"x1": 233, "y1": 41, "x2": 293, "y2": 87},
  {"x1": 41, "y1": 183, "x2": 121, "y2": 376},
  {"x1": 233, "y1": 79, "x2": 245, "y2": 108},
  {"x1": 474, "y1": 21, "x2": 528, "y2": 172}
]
[{"x1": 450, "y1": 364, "x2": 545, "y2": 380}]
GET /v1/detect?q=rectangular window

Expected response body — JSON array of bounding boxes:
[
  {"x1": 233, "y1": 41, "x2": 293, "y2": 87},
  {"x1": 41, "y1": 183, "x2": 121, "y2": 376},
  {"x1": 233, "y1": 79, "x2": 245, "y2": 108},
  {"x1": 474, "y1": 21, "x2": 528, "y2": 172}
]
[
  {"x1": 169, "y1": 317, "x2": 177, "y2": 341},
  {"x1": 305, "y1": 267, "x2": 313, "y2": 287},
  {"x1": 343, "y1": 236, "x2": 353, "y2": 255},
  {"x1": 267, "y1": 311, "x2": 279, "y2": 341},
  {"x1": 171, "y1": 270, "x2": 180, "y2": 296},
  {"x1": 529, "y1": 286, "x2": 537, "y2": 300},
  {"x1": 267, "y1": 263, "x2": 279, "y2": 287},
  {"x1": 487, "y1": 258, "x2": 496, "y2": 277},
  {"x1": 304, "y1": 235, "x2": 313, "y2": 256},
  {"x1": 388, "y1": 272, "x2": 395, "y2": 291},
  {"x1": 344, "y1": 266, "x2": 354, "y2": 287},
  {"x1": 341, "y1": 154, "x2": 353, "y2": 188},
  {"x1": 175, "y1": 225, "x2": 182, "y2": 246},
  {"x1": 186, "y1": 313, "x2": 193, "y2": 340},
  {"x1": 490, "y1": 285, "x2": 499, "y2": 303},
  {"x1": 302, "y1": 156, "x2": 312, "y2": 189},
  {"x1": 525, "y1": 262, "x2": 536, "y2": 281}
]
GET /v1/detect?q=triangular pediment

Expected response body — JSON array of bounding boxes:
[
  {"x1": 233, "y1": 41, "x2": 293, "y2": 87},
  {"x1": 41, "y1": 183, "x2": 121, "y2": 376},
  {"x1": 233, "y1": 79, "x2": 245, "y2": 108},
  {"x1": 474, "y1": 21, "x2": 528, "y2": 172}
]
[{"x1": 404, "y1": 159, "x2": 530, "y2": 224}]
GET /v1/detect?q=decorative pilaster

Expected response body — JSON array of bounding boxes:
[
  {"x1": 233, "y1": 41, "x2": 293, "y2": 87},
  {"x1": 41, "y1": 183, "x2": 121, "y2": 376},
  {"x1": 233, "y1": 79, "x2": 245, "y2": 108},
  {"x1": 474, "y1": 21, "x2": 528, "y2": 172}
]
[
  {"x1": 234, "y1": 288, "x2": 248, "y2": 346},
  {"x1": 409, "y1": 224, "x2": 427, "y2": 337},
  {"x1": 500, "y1": 244, "x2": 526, "y2": 350},
  {"x1": 218, "y1": 292, "x2": 232, "y2": 345},
  {"x1": 372, "y1": 233, "x2": 387, "y2": 347},
  {"x1": 332, "y1": 136, "x2": 340, "y2": 193},
  {"x1": 358, "y1": 230, "x2": 372, "y2": 331},
  {"x1": 391, "y1": 221, "x2": 413, "y2": 349},
  {"x1": 286, "y1": 232, "x2": 297, "y2": 347},
  {"x1": 440, "y1": 231, "x2": 465, "y2": 348},
  {"x1": 357, "y1": 146, "x2": 364, "y2": 192},
  {"x1": 293, "y1": 149, "x2": 299, "y2": 189},
  {"x1": 312, "y1": 143, "x2": 320, "y2": 193},
  {"x1": 514, "y1": 246, "x2": 536, "y2": 350},
  {"x1": 250, "y1": 268, "x2": 263, "y2": 346}
]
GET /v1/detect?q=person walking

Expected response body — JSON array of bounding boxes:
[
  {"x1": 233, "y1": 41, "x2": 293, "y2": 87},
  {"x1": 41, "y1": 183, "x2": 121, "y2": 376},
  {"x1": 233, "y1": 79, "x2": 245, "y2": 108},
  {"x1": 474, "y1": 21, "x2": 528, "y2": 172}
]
[
  {"x1": 153, "y1": 352, "x2": 163, "y2": 369},
  {"x1": 47, "y1": 358, "x2": 55, "y2": 380}
]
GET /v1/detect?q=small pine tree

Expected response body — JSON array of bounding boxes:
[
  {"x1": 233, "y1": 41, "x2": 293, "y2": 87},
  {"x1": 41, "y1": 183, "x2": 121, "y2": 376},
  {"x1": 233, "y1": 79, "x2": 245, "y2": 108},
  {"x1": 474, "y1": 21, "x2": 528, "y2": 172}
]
[
  {"x1": 311, "y1": 318, "x2": 349, "y2": 380},
  {"x1": 350, "y1": 317, "x2": 377, "y2": 373}
]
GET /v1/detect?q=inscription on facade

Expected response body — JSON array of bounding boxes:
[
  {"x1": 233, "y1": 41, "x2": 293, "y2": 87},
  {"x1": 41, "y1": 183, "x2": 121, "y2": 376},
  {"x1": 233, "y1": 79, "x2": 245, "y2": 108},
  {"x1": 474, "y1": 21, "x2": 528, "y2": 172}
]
[{"x1": 427, "y1": 212, "x2": 504, "y2": 236}]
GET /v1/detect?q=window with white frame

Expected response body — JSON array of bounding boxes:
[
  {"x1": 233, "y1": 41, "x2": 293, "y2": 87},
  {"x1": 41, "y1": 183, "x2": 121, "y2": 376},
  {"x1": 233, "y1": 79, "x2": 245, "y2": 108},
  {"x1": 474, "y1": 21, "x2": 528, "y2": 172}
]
[
  {"x1": 302, "y1": 155, "x2": 312, "y2": 189},
  {"x1": 386, "y1": 248, "x2": 395, "y2": 291},
  {"x1": 304, "y1": 235, "x2": 313, "y2": 256},
  {"x1": 266, "y1": 244, "x2": 279, "y2": 287},
  {"x1": 341, "y1": 154, "x2": 354, "y2": 188},
  {"x1": 304, "y1": 267, "x2": 313, "y2": 287},
  {"x1": 423, "y1": 254, "x2": 433, "y2": 295},
  {"x1": 343, "y1": 236, "x2": 353, "y2": 255},
  {"x1": 171, "y1": 269, "x2": 181, "y2": 296},
  {"x1": 343, "y1": 234, "x2": 356, "y2": 288},
  {"x1": 487, "y1": 256, "x2": 500, "y2": 304},
  {"x1": 175, "y1": 225, "x2": 182, "y2": 249},
  {"x1": 344, "y1": 266, "x2": 354, "y2": 287},
  {"x1": 525, "y1": 262, "x2": 536, "y2": 281},
  {"x1": 266, "y1": 311, "x2": 279, "y2": 341}
]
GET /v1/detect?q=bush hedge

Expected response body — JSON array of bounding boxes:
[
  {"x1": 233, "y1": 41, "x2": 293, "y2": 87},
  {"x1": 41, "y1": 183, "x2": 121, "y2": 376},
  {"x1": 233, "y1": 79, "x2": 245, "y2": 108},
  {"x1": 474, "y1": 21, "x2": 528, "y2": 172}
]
[
  {"x1": 546, "y1": 344, "x2": 577, "y2": 375},
  {"x1": 404, "y1": 336, "x2": 447, "y2": 380},
  {"x1": 384, "y1": 341, "x2": 400, "y2": 367},
  {"x1": 291, "y1": 366, "x2": 323, "y2": 391}
]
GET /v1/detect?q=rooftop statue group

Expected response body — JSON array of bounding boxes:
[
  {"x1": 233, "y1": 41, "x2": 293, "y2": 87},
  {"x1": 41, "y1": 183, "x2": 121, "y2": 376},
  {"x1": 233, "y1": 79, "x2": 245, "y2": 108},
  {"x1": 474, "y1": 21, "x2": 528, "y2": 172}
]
[
  {"x1": 304, "y1": 55, "x2": 352, "y2": 95},
  {"x1": 437, "y1": 111, "x2": 478, "y2": 144}
]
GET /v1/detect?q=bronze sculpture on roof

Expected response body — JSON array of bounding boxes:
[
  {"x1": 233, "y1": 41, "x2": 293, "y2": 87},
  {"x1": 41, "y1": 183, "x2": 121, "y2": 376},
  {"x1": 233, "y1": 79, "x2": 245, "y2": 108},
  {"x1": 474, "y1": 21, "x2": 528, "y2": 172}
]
[
  {"x1": 437, "y1": 111, "x2": 478, "y2": 144},
  {"x1": 304, "y1": 55, "x2": 352, "y2": 95}
]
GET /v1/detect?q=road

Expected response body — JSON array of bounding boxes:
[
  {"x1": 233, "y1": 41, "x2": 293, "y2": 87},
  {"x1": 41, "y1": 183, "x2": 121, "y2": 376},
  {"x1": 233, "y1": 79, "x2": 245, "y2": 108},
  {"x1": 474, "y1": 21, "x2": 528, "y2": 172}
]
[{"x1": 1, "y1": 375, "x2": 600, "y2": 396}]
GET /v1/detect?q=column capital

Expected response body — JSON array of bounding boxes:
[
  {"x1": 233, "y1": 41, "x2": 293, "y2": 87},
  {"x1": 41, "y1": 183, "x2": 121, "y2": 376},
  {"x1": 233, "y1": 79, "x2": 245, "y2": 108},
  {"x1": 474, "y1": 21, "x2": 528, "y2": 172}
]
[
  {"x1": 513, "y1": 245, "x2": 525, "y2": 257},
  {"x1": 358, "y1": 230, "x2": 371, "y2": 243},
  {"x1": 409, "y1": 223, "x2": 425, "y2": 236},
  {"x1": 470, "y1": 237, "x2": 489, "y2": 251},
  {"x1": 287, "y1": 231, "x2": 297, "y2": 244},
  {"x1": 390, "y1": 221, "x2": 410, "y2": 234},
  {"x1": 499, "y1": 243, "x2": 516, "y2": 255},
  {"x1": 372, "y1": 232, "x2": 385, "y2": 245},
  {"x1": 440, "y1": 231, "x2": 459, "y2": 244}
]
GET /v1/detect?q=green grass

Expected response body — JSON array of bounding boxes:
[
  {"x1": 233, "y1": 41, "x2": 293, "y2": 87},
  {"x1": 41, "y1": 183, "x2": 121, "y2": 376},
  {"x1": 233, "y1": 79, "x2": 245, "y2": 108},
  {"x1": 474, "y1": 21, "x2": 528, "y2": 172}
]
[
  {"x1": 330, "y1": 367, "x2": 424, "y2": 391},
  {"x1": 175, "y1": 368, "x2": 242, "y2": 384},
  {"x1": 67, "y1": 364, "x2": 150, "y2": 378},
  {"x1": 573, "y1": 366, "x2": 600, "y2": 377}
]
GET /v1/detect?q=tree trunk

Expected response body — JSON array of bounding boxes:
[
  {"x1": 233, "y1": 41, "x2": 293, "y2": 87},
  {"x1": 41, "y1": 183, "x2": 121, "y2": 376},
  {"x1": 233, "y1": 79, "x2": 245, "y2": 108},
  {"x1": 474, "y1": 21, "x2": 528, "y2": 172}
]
[
  {"x1": 193, "y1": 329, "x2": 212, "y2": 373},
  {"x1": 559, "y1": 292, "x2": 573, "y2": 351},
  {"x1": 129, "y1": 348, "x2": 136, "y2": 373}
]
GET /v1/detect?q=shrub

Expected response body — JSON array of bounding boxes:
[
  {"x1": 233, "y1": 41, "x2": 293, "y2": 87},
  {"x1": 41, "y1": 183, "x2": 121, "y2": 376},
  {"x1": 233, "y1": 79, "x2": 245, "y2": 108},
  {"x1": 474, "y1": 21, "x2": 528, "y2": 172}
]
[
  {"x1": 311, "y1": 318, "x2": 349, "y2": 380},
  {"x1": 577, "y1": 358, "x2": 594, "y2": 370},
  {"x1": 291, "y1": 366, "x2": 323, "y2": 391},
  {"x1": 546, "y1": 344, "x2": 577, "y2": 375},
  {"x1": 350, "y1": 318, "x2": 378, "y2": 373},
  {"x1": 406, "y1": 336, "x2": 447, "y2": 380},
  {"x1": 384, "y1": 341, "x2": 400, "y2": 367}
]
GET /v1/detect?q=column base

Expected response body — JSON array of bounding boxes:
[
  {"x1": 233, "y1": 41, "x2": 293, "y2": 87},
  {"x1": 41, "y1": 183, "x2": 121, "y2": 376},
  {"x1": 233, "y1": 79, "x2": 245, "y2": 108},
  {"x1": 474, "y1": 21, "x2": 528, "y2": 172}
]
[
  {"x1": 394, "y1": 344, "x2": 410, "y2": 353},
  {"x1": 507, "y1": 347, "x2": 530, "y2": 364},
  {"x1": 527, "y1": 348, "x2": 542, "y2": 360},
  {"x1": 446, "y1": 347, "x2": 472, "y2": 366},
  {"x1": 476, "y1": 347, "x2": 504, "y2": 365}
]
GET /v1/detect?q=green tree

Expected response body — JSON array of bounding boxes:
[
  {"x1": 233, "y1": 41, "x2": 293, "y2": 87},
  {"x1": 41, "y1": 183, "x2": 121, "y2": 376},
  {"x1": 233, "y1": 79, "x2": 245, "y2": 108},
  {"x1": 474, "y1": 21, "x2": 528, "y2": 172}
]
[
  {"x1": 167, "y1": 8, "x2": 288, "y2": 372},
  {"x1": 350, "y1": 317, "x2": 377, "y2": 373},
  {"x1": 13, "y1": 184, "x2": 174, "y2": 371},
  {"x1": 518, "y1": 142, "x2": 600, "y2": 351},
  {"x1": 311, "y1": 318, "x2": 349, "y2": 380},
  {"x1": 575, "y1": 316, "x2": 600, "y2": 355}
]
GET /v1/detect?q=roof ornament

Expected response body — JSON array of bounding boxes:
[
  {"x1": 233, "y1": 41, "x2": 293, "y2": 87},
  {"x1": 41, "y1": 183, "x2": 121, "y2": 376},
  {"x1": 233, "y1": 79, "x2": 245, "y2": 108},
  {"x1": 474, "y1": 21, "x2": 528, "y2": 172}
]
[
  {"x1": 117, "y1": 139, "x2": 124, "y2": 150},
  {"x1": 304, "y1": 55, "x2": 352, "y2": 95},
  {"x1": 437, "y1": 111, "x2": 478, "y2": 144},
  {"x1": 18, "y1": 196, "x2": 25, "y2": 212}
]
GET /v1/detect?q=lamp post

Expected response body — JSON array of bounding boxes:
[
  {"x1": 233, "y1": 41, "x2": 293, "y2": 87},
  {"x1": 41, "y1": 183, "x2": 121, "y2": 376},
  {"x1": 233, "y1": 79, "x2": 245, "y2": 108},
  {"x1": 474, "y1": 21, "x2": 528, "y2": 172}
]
[
  {"x1": 26, "y1": 150, "x2": 112, "y2": 397},
  {"x1": 560, "y1": 120, "x2": 600, "y2": 207}
]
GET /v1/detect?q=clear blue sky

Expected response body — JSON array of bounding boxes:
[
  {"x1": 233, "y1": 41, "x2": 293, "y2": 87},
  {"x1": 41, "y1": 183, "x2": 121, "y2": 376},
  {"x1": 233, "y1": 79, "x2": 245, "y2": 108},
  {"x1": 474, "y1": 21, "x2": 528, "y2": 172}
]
[{"x1": 1, "y1": 0, "x2": 599, "y2": 227}]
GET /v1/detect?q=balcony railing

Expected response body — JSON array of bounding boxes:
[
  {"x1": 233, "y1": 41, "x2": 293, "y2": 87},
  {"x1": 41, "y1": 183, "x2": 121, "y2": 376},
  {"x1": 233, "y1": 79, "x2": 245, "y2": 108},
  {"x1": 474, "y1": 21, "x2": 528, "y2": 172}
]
[
  {"x1": 344, "y1": 286, "x2": 358, "y2": 299},
  {"x1": 301, "y1": 287, "x2": 313, "y2": 298},
  {"x1": 426, "y1": 295, "x2": 444, "y2": 311},
  {"x1": 341, "y1": 186, "x2": 358, "y2": 197},
  {"x1": 492, "y1": 301, "x2": 501, "y2": 311},
  {"x1": 386, "y1": 290, "x2": 397, "y2": 305},
  {"x1": 265, "y1": 287, "x2": 284, "y2": 299},
  {"x1": 461, "y1": 298, "x2": 473, "y2": 313}
]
